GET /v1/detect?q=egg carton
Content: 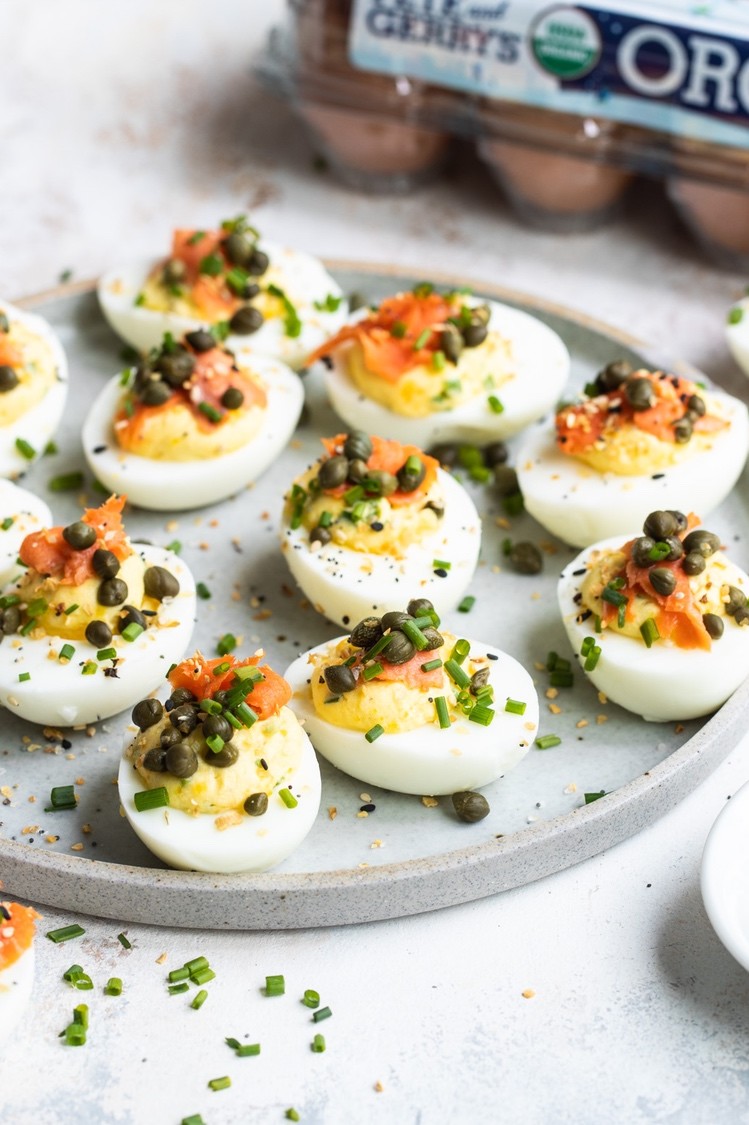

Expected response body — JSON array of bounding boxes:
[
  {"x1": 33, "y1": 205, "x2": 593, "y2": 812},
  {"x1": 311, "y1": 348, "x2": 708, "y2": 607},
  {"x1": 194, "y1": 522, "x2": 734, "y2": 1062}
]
[{"x1": 258, "y1": 0, "x2": 749, "y2": 264}]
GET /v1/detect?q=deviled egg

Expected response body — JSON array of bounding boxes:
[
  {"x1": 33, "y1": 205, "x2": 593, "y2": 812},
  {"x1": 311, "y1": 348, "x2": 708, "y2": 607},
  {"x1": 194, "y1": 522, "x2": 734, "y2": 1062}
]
[
  {"x1": 118, "y1": 651, "x2": 321, "y2": 873},
  {"x1": 82, "y1": 330, "x2": 303, "y2": 510},
  {"x1": 308, "y1": 283, "x2": 570, "y2": 447},
  {"x1": 0, "y1": 299, "x2": 67, "y2": 477},
  {"x1": 0, "y1": 900, "x2": 38, "y2": 1049},
  {"x1": 517, "y1": 363, "x2": 749, "y2": 547},
  {"x1": 280, "y1": 430, "x2": 481, "y2": 627},
  {"x1": 0, "y1": 495, "x2": 196, "y2": 726},
  {"x1": 285, "y1": 599, "x2": 539, "y2": 794},
  {"x1": 97, "y1": 214, "x2": 346, "y2": 370},
  {"x1": 726, "y1": 296, "x2": 749, "y2": 380},
  {"x1": 558, "y1": 509, "x2": 749, "y2": 722},
  {"x1": 0, "y1": 480, "x2": 51, "y2": 585}
]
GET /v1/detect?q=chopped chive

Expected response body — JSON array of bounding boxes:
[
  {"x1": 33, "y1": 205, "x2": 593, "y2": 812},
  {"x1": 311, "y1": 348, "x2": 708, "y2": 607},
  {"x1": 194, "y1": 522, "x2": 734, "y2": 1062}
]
[
  {"x1": 312, "y1": 1005, "x2": 332, "y2": 1023},
  {"x1": 617, "y1": 604, "x2": 626, "y2": 629},
  {"x1": 314, "y1": 293, "x2": 343, "y2": 312},
  {"x1": 63, "y1": 964, "x2": 84, "y2": 982},
  {"x1": 73, "y1": 974, "x2": 93, "y2": 991},
  {"x1": 487, "y1": 395, "x2": 504, "y2": 414},
  {"x1": 206, "y1": 733, "x2": 225, "y2": 755},
  {"x1": 421, "y1": 658, "x2": 443, "y2": 672},
  {"x1": 224, "y1": 710, "x2": 242, "y2": 730},
  {"x1": 535, "y1": 734, "x2": 561, "y2": 750},
  {"x1": 208, "y1": 1076, "x2": 231, "y2": 1092},
  {"x1": 191, "y1": 990, "x2": 208, "y2": 1010},
  {"x1": 0, "y1": 517, "x2": 13, "y2": 530},
  {"x1": 217, "y1": 633, "x2": 237, "y2": 656},
  {"x1": 198, "y1": 402, "x2": 223, "y2": 423},
  {"x1": 451, "y1": 639, "x2": 471, "y2": 664},
  {"x1": 44, "y1": 439, "x2": 59, "y2": 455},
  {"x1": 200, "y1": 698, "x2": 223, "y2": 715},
  {"x1": 432, "y1": 558, "x2": 451, "y2": 570},
  {"x1": 318, "y1": 510, "x2": 333, "y2": 528},
  {"x1": 225, "y1": 265, "x2": 250, "y2": 295},
  {"x1": 584, "y1": 790, "x2": 606, "y2": 804},
  {"x1": 122, "y1": 622, "x2": 144, "y2": 642},
  {"x1": 267, "y1": 283, "x2": 302, "y2": 338},
  {"x1": 0, "y1": 594, "x2": 19, "y2": 609},
  {"x1": 213, "y1": 660, "x2": 231, "y2": 675},
  {"x1": 285, "y1": 1111, "x2": 301, "y2": 1123},
  {"x1": 166, "y1": 539, "x2": 182, "y2": 554},
  {"x1": 365, "y1": 724, "x2": 384, "y2": 743},
  {"x1": 640, "y1": 618, "x2": 660, "y2": 648},
  {"x1": 363, "y1": 632, "x2": 393, "y2": 661},
  {"x1": 549, "y1": 669, "x2": 574, "y2": 688},
  {"x1": 104, "y1": 977, "x2": 122, "y2": 996},
  {"x1": 59, "y1": 643, "x2": 75, "y2": 662},
  {"x1": 168, "y1": 967, "x2": 190, "y2": 983},
  {"x1": 468, "y1": 704, "x2": 495, "y2": 726},
  {"x1": 279, "y1": 787, "x2": 298, "y2": 809},
  {"x1": 117, "y1": 932, "x2": 131, "y2": 949},
  {"x1": 413, "y1": 328, "x2": 431, "y2": 349},
  {"x1": 265, "y1": 974, "x2": 285, "y2": 996},
  {"x1": 18, "y1": 671, "x2": 30, "y2": 682},
  {"x1": 190, "y1": 966, "x2": 216, "y2": 986},
  {"x1": 133, "y1": 787, "x2": 169, "y2": 812},
  {"x1": 457, "y1": 596, "x2": 476, "y2": 614},
  {"x1": 728, "y1": 306, "x2": 744, "y2": 325},
  {"x1": 444, "y1": 659, "x2": 470, "y2": 688},
  {"x1": 64, "y1": 1023, "x2": 86, "y2": 1046},
  {"x1": 15, "y1": 437, "x2": 36, "y2": 460},
  {"x1": 47, "y1": 784, "x2": 77, "y2": 811},
  {"x1": 647, "y1": 541, "x2": 671, "y2": 562},
  {"x1": 73, "y1": 1003, "x2": 89, "y2": 1029},
  {"x1": 602, "y1": 584, "x2": 628, "y2": 608},
  {"x1": 504, "y1": 698, "x2": 527, "y2": 715},
  {"x1": 182, "y1": 1117, "x2": 205, "y2": 1125},
  {"x1": 234, "y1": 701, "x2": 258, "y2": 728},
  {"x1": 168, "y1": 982, "x2": 190, "y2": 995},
  {"x1": 434, "y1": 696, "x2": 450, "y2": 729},
  {"x1": 431, "y1": 350, "x2": 446, "y2": 371},
  {"x1": 184, "y1": 956, "x2": 209, "y2": 974},
  {"x1": 64, "y1": 604, "x2": 79, "y2": 615},
  {"x1": 19, "y1": 619, "x2": 36, "y2": 637},
  {"x1": 593, "y1": 614, "x2": 602, "y2": 633},
  {"x1": 97, "y1": 647, "x2": 117, "y2": 662},
  {"x1": 234, "y1": 665, "x2": 265, "y2": 684},
  {"x1": 47, "y1": 924, "x2": 85, "y2": 944},
  {"x1": 502, "y1": 492, "x2": 524, "y2": 516},
  {"x1": 390, "y1": 320, "x2": 407, "y2": 338},
  {"x1": 134, "y1": 292, "x2": 146, "y2": 307},
  {"x1": 584, "y1": 645, "x2": 602, "y2": 671},
  {"x1": 583, "y1": 381, "x2": 599, "y2": 398},
  {"x1": 49, "y1": 471, "x2": 84, "y2": 493},
  {"x1": 235, "y1": 1043, "x2": 261, "y2": 1057},
  {"x1": 399, "y1": 618, "x2": 429, "y2": 650},
  {"x1": 81, "y1": 661, "x2": 97, "y2": 675},
  {"x1": 196, "y1": 582, "x2": 211, "y2": 600},
  {"x1": 362, "y1": 662, "x2": 383, "y2": 681},
  {"x1": 27, "y1": 597, "x2": 48, "y2": 617},
  {"x1": 303, "y1": 990, "x2": 320, "y2": 1009},
  {"x1": 311, "y1": 1033, "x2": 326, "y2": 1053},
  {"x1": 580, "y1": 636, "x2": 594, "y2": 657},
  {"x1": 198, "y1": 252, "x2": 223, "y2": 276}
]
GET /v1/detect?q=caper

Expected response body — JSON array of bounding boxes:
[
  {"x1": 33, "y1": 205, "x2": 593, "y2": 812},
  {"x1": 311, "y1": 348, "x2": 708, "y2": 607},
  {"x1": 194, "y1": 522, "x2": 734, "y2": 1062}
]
[
  {"x1": 324, "y1": 664, "x2": 357, "y2": 694},
  {"x1": 224, "y1": 230, "x2": 253, "y2": 266},
  {"x1": 624, "y1": 377, "x2": 656, "y2": 411},
  {"x1": 158, "y1": 349, "x2": 195, "y2": 387},
  {"x1": 494, "y1": 465, "x2": 519, "y2": 497},
  {"x1": 165, "y1": 742, "x2": 198, "y2": 779},
  {"x1": 143, "y1": 746, "x2": 168, "y2": 772},
  {"x1": 595, "y1": 359, "x2": 632, "y2": 394},
  {"x1": 318, "y1": 455, "x2": 349, "y2": 489},
  {"x1": 310, "y1": 526, "x2": 331, "y2": 547},
  {"x1": 439, "y1": 324, "x2": 463, "y2": 365},
  {"x1": 221, "y1": 387, "x2": 244, "y2": 410},
  {"x1": 85, "y1": 620, "x2": 112, "y2": 648},
  {"x1": 229, "y1": 305, "x2": 263, "y2": 335},
  {"x1": 62, "y1": 521, "x2": 96, "y2": 551},
  {"x1": 735, "y1": 606, "x2": 749, "y2": 627},
  {"x1": 97, "y1": 577, "x2": 128, "y2": 607},
  {"x1": 673, "y1": 416, "x2": 693, "y2": 444},
  {"x1": 118, "y1": 605, "x2": 147, "y2": 634},
  {"x1": 483, "y1": 441, "x2": 508, "y2": 467},
  {"x1": 159, "y1": 726, "x2": 182, "y2": 749},
  {"x1": 343, "y1": 430, "x2": 373, "y2": 462},
  {"x1": 92, "y1": 548, "x2": 120, "y2": 579},
  {"x1": 347, "y1": 458, "x2": 368, "y2": 483},
  {"x1": 470, "y1": 667, "x2": 490, "y2": 693},
  {"x1": 144, "y1": 566, "x2": 180, "y2": 600},
  {"x1": 365, "y1": 469, "x2": 398, "y2": 496},
  {"x1": 407, "y1": 598, "x2": 434, "y2": 618},
  {"x1": 169, "y1": 687, "x2": 196, "y2": 708},
  {"x1": 666, "y1": 510, "x2": 688, "y2": 533},
  {"x1": 246, "y1": 249, "x2": 270, "y2": 276},
  {"x1": 140, "y1": 379, "x2": 172, "y2": 406},
  {"x1": 381, "y1": 610, "x2": 410, "y2": 632},
  {"x1": 686, "y1": 394, "x2": 706, "y2": 417},
  {"x1": 1, "y1": 606, "x2": 20, "y2": 633},
  {"x1": 683, "y1": 529, "x2": 721, "y2": 558},
  {"x1": 421, "y1": 627, "x2": 444, "y2": 651},
  {"x1": 349, "y1": 617, "x2": 383, "y2": 649},
  {"x1": 212, "y1": 690, "x2": 231, "y2": 707},
  {"x1": 462, "y1": 322, "x2": 488, "y2": 348},
  {"x1": 427, "y1": 442, "x2": 461, "y2": 467},
  {"x1": 643, "y1": 510, "x2": 678, "y2": 541},
  {"x1": 703, "y1": 613, "x2": 724, "y2": 640},
  {"x1": 631, "y1": 536, "x2": 657, "y2": 568},
  {"x1": 169, "y1": 703, "x2": 199, "y2": 736},
  {"x1": 724, "y1": 586, "x2": 747, "y2": 616},
  {"x1": 244, "y1": 792, "x2": 269, "y2": 816},
  {"x1": 682, "y1": 551, "x2": 706, "y2": 576},
  {"x1": 184, "y1": 329, "x2": 216, "y2": 353},
  {"x1": 662, "y1": 536, "x2": 684, "y2": 562},
  {"x1": 383, "y1": 631, "x2": 415, "y2": 664},
  {"x1": 452, "y1": 790, "x2": 490, "y2": 823},
  {"x1": 649, "y1": 567, "x2": 676, "y2": 596},
  {"x1": 397, "y1": 457, "x2": 426, "y2": 493},
  {"x1": 202, "y1": 714, "x2": 233, "y2": 742},
  {"x1": 508, "y1": 541, "x2": 543, "y2": 575},
  {"x1": 0, "y1": 365, "x2": 19, "y2": 393},
  {"x1": 162, "y1": 258, "x2": 186, "y2": 286},
  {"x1": 470, "y1": 303, "x2": 491, "y2": 327},
  {"x1": 132, "y1": 697, "x2": 164, "y2": 730},
  {"x1": 206, "y1": 743, "x2": 239, "y2": 768}
]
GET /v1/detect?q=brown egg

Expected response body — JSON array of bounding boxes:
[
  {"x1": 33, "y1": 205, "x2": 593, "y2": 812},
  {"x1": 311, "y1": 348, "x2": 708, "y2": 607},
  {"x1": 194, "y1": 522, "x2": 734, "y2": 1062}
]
[{"x1": 667, "y1": 137, "x2": 749, "y2": 267}]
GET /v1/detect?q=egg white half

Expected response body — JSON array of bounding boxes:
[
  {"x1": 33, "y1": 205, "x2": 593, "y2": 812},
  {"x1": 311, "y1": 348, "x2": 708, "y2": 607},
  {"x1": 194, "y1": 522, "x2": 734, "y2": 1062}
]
[
  {"x1": 0, "y1": 480, "x2": 52, "y2": 586},
  {"x1": 285, "y1": 637, "x2": 539, "y2": 795},
  {"x1": 0, "y1": 546, "x2": 196, "y2": 726},
  {"x1": 558, "y1": 536, "x2": 749, "y2": 722},
  {"x1": 81, "y1": 351, "x2": 304, "y2": 511},
  {"x1": 118, "y1": 716, "x2": 321, "y2": 873},
  {"x1": 320, "y1": 300, "x2": 570, "y2": 447},
  {"x1": 97, "y1": 244, "x2": 347, "y2": 370},
  {"x1": 0, "y1": 943, "x2": 34, "y2": 1049},
  {"x1": 517, "y1": 390, "x2": 749, "y2": 548},
  {"x1": 280, "y1": 468, "x2": 481, "y2": 628},
  {"x1": 0, "y1": 299, "x2": 68, "y2": 479}
]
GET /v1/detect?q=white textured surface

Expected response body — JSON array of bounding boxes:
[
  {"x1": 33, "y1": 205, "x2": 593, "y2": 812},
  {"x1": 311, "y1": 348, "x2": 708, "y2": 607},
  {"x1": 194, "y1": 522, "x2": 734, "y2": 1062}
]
[{"x1": 1, "y1": 2, "x2": 749, "y2": 1122}]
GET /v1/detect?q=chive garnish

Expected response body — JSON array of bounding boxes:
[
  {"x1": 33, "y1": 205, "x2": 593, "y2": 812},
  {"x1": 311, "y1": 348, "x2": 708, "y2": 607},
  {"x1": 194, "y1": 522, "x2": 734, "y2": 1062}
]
[
  {"x1": 64, "y1": 603, "x2": 79, "y2": 615},
  {"x1": 602, "y1": 583, "x2": 627, "y2": 607},
  {"x1": 217, "y1": 633, "x2": 237, "y2": 656},
  {"x1": 63, "y1": 964, "x2": 84, "y2": 983},
  {"x1": 191, "y1": 989, "x2": 208, "y2": 1010},
  {"x1": 365, "y1": 724, "x2": 384, "y2": 743},
  {"x1": 433, "y1": 558, "x2": 451, "y2": 570},
  {"x1": 166, "y1": 539, "x2": 182, "y2": 554},
  {"x1": 196, "y1": 582, "x2": 211, "y2": 600},
  {"x1": 82, "y1": 661, "x2": 97, "y2": 675},
  {"x1": 312, "y1": 1005, "x2": 332, "y2": 1023},
  {"x1": 458, "y1": 596, "x2": 475, "y2": 613},
  {"x1": 198, "y1": 253, "x2": 223, "y2": 276},
  {"x1": 133, "y1": 787, "x2": 169, "y2": 812},
  {"x1": 549, "y1": 669, "x2": 574, "y2": 688},
  {"x1": 44, "y1": 439, "x2": 60, "y2": 455},
  {"x1": 73, "y1": 1003, "x2": 89, "y2": 1029},
  {"x1": 647, "y1": 541, "x2": 671, "y2": 562},
  {"x1": 413, "y1": 328, "x2": 431, "y2": 349},
  {"x1": 728, "y1": 306, "x2": 744, "y2": 325},
  {"x1": 400, "y1": 618, "x2": 429, "y2": 650},
  {"x1": 234, "y1": 701, "x2": 258, "y2": 728},
  {"x1": 487, "y1": 395, "x2": 504, "y2": 414},
  {"x1": 207, "y1": 1076, "x2": 231, "y2": 1092},
  {"x1": 584, "y1": 790, "x2": 606, "y2": 804},
  {"x1": 303, "y1": 990, "x2": 320, "y2": 1009},
  {"x1": 27, "y1": 597, "x2": 48, "y2": 617},
  {"x1": 535, "y1": 734, "x2": 561, "y2": 750},
  {"x1": 47, "y1": 924, "x2": 86, "y2": 944},
  {"x1": 390, "y1": 320, "x2": 407, "y2": 339},
  {"x1": 104, "y1": 978, "x2": 122, "y2": 996},
  {"x1": 234, "y1": 1043, "x2": 261, "y2": 1057},
  {"x1": 362, "y1": 662, "x2": 383, "y2": 681},
  {"x1": 265, "y1": 974, "x2": 285, "y2": 996},
  {"x1": 445, "y1": 659, "x2": 470, "y2": 688},
  {"x1": 117, "y1": 932, "x2": 132, "y2": 949},
  {"x1": 185, "y1": 956, "x2": 209, "y2": 974},
  {"x1": 363, "y1": 632, "x2": 393, "y2": 661},
  {"x1": 640, "y1": 619, "x2": 660, "y2": 648},
  {"x1": 267, "y1": 283, "x2": 302, "y2": 337},
  {"x1": 311, "y1": 1033, "x2": 326, "y2": 1053},
  {"x1": 133, "y1": 292, "x2": 146, "y2": 307},
  {"x1": 434, "y1": 696, "x2": 450, "y2": 729},
  {"x1": 18, "y1": 671, "x2": 30, "y2": 682},
  {"x1": 64, "y1": 1023, "x2": 86, "y2": 1047},
  {"x1": 198, "y1": 402, "x2": 223, "y2": 424},
  {"x1": 421, "y1": 658, "x2": 442, "y2": 672},
  {"x1": 584, "y1": 645, "x2": 602, "y2": 671},
  {"x1": 451, "y1": 639, "x2": 470, "y2": 664},
  {"x1": 97, "y1": 647, "x2": 117, "y2": 662},
  {"x1": 314, "y1": 293, "x2": 343, "y2": 312},
  {"x1": 49, "y1": 471, "x2": 84, "y2": 493},
  {"x1": 468, "y1": 704, "x2": 494, "y2": 726},
  {"x1": 503, "y1": 492, "x2": 524, "y2": 516},
  {"x1": 0, "y1": 517, "x2": 13, "y2": 530},
  {"x1": 168, "y1": 967, "x2": 190, "y2": 983},
  {"x1": 504, "y1": 698, "x2": 527, "y2": 715},
  {"x1": 279, "y1": 788, "x2": 298, "y2": 809},
  {"x1": 286, "y1": 1111, "x2": 301, "y2": 1122},
  {"x1": 431, "y1": 350, "x2": 446, "y2": 371},
  {"x1": 59, "y1": 643, "x2": 75, "y2": 662},
  {"x1": 15, "y1": 437, "x2": 36, "y2": 460},
  {"x1": 121, "y1": 621, "x2": 144, "y2": 642},
  {"x1": 181, "y1": 1116, "x2": 205, "y2": 1125},
  {"x1": 46, "y1": 785, "x2": 77, "y2": 811},
  {"x1": 169, "y1": 982, "x2": 190, "y2": 996},
  {"x1": 206, "y1": 734, "x2": 225, "y2": 755}
]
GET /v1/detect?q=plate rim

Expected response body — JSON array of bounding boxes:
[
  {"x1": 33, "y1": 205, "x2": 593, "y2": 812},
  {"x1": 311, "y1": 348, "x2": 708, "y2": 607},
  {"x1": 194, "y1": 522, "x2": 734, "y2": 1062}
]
[{"x1": 701, "y1": 778, "x2": 749, "y2": 973}]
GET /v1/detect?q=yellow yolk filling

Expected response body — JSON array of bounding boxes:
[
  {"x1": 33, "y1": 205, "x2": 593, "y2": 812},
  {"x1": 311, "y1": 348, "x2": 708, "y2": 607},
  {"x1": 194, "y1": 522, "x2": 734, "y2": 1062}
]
[{"x1": 0, "y1": 321, "x2": 58, "y2": 425}]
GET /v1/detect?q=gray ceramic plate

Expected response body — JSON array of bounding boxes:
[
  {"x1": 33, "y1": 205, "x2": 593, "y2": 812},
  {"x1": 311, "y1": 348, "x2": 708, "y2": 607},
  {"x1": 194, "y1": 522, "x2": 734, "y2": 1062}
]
[{"x1": 1, "y1": 264, "x2": 747, "y2": 930}]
